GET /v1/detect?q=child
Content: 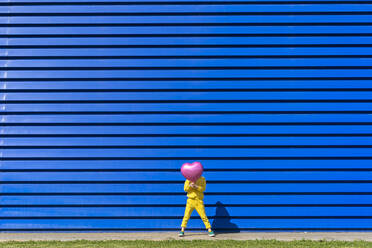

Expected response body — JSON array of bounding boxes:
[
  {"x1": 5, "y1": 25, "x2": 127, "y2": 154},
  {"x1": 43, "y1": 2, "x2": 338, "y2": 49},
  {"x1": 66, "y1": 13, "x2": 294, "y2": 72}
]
[{"x1": 179, "y1": 176, "x2": 215, "y2": 237}]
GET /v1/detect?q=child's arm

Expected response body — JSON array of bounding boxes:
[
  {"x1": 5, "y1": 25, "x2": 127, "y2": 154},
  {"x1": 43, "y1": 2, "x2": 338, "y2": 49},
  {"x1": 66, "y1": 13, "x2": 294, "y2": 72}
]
[
  {"x1": 195, "y1": 177, "x2": 206, "y2": 192},
  {"x1": 184, "y1": 180, "x2": 190, "y2": 192}
]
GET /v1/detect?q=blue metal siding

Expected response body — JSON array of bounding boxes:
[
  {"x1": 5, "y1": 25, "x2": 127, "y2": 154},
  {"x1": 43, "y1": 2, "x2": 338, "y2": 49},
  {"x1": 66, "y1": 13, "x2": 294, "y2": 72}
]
[{"x1": 1, "y1": 0, "x2": 372, "y2": 231}]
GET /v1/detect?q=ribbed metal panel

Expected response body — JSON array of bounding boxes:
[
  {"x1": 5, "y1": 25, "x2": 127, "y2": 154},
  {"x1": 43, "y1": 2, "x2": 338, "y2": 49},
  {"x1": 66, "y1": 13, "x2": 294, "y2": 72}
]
[{"x1": 1, "y1": 0, "x2": 372, "y2": 231}]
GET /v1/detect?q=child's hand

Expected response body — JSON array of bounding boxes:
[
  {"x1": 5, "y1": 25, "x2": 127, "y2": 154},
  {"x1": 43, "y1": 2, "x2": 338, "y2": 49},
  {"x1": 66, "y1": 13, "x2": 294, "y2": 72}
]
[{"x1": 190, "y1": 182, "x2": 197, "y2": 188}]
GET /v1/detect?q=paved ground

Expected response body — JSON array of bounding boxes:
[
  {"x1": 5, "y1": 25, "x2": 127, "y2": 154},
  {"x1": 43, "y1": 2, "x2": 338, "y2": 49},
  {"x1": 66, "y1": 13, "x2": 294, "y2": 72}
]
[{"x1": 0, "y1": 232, "x2": 371, "y2": 242}]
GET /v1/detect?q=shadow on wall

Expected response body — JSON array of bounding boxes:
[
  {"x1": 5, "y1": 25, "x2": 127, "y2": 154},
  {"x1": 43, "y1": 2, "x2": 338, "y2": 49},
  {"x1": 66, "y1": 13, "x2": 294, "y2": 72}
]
[{"x1": 211, "y1": 201, "x2": 240, "y2": 233}]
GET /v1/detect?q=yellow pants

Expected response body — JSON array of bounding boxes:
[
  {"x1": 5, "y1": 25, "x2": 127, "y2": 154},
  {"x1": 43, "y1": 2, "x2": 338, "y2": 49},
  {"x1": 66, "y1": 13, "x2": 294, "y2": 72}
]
[{"x1": 181, "y1": 198, "x2": 211, "y2": 229}]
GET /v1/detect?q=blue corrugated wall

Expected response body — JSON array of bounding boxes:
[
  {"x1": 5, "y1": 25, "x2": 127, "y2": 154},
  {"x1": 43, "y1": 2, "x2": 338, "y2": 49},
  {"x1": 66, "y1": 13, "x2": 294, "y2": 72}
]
[{"x1": 1, "y1": 0, "x2": 372, "y2": 231}]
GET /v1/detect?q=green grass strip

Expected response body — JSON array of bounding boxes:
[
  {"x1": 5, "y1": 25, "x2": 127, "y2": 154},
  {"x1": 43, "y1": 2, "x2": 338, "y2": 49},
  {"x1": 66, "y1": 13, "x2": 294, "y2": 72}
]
[{"x1": 0, "y1": 240, "x2": 372, "y2": 248}]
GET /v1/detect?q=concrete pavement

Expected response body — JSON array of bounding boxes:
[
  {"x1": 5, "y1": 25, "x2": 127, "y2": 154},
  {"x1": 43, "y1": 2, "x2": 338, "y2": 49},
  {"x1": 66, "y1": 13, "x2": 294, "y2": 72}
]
[{"x1": 0, "y1": 232, "x2": 371, "y2": 241}]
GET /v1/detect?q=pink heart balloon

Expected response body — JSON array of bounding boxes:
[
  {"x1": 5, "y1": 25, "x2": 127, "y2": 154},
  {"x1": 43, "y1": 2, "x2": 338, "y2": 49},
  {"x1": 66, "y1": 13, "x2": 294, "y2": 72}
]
[{"x1": 181, "y1": 162, "x2": 203, "y2": 182}]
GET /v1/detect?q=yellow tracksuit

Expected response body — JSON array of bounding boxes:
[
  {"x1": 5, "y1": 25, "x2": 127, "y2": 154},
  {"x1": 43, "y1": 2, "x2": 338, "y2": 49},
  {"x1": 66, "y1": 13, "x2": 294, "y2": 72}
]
[{"x1": 181, "y1": 176, "x2": 211, "y2": 229}]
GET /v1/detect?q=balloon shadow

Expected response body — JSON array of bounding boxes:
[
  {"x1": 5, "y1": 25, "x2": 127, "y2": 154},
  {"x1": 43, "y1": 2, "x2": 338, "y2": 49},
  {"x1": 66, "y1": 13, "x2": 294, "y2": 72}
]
[{"x1": 211, "y1": 201, "x2": 240, "y2": 234}]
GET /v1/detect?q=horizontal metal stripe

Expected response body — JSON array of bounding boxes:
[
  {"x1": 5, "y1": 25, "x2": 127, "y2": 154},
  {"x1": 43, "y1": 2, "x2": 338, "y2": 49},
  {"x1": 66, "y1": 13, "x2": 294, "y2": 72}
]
[
  {"x1": 5, "y1": 170, "x2": 370, "y2": 179},
  {"x1": 5, "y1": 178, "x2": 369, "y2": 187},
  {"x1": 4, "y1": 22, "x2": 372, "y2": 27},
  {"x1": 0, "y1": 88, "x2": 364, "y2": 94},
  {"x1": 5, "y1": 66, "x2": 372, "y2": 70},
  {"x1": 16, "y1": 171, "x2": 372, "y2": 181},
  {"x1": 2, "y1": 92, "x2": 371, "y2": 100},
  {"x1": 3, "y1": 134, "x2": 372, "y2": 137},
  {"x1": 4, "y1": 92, "x2": 370, "y2": 99},
  {"x1": 5, "y1": 164, "x2": 369, "y2": 178},
  {"x1": 8, "y1": 45, "x2": 372, "y2": 49},
  {"x1": 4, "y1": 4, "x2": 367, "y2": 9},
  {"x1": 3, "y1": 16, "x2": 371, "y2": 24},
  {"x1": 1, "y1": 159, "x2": 371, "y2": 169},
  {"x1": 7, "y1": 58, "x2": 372, "y2": 67},
  {"x1": 5, "y1": 114, "x2": 372, "y2": 124},
  {"x1": 4, "y1": 77, "x2": 372, "y2": 82},
  {"x1": 3, "y1": 34, "x2": 372, "y2": 38},
  {"x1": 2, "y1": 0, "x2": 370, "y2": 2},
  {"x1": 0, "y1": 122, "x2": 372, "y2": 126},
  {"x1": 3, "y1": 169, "x2": 372, "y2": 172},
  {"x1": 3, "y1": 1, "x2": 372, "y2": 5},
  {"x1": 4, "y1": 195, "x2": 371, "y2": 205},
  {"x1": 3, "y1": 192, "x2": 371, "y2": 195},
  {"x1": 5, "y1": 83, "x2": 372, "y2": 91},
  {"x1": 7, "y1": 182, "x2": 367, "y2": 193},
  {"x1": 4, "y1": 112, "x2": 372, "y2": 119},
  {"x1": 7, "y1": 38, "x2": 372, "y2": 47},
  {"x1": 3, "y1": 127, "x2": 372, "y2": 136},
  {"x1": 2, "y1": 0, "x2": 372, "y2": 2},
  {"x1": 2, "y1": 122, "x2": 372, "y2": 125},
  {"x1": 5, "y1": 103, "x2": 372, "y2": 111},
  {"x1": 2, "y1": 180, "x2": 372, "y2": 184},
  {"x1": 3, "y1": 157, "x2": 372, "y2": 160},
  {"x1": 3, "y1": 219, "x2": 369, "y2": 229},
  {"x1": 3, "y1": 99, "x2": 372, "y2": 103},
  {"x1": 4, "y1": 55, "x2": 372, "y2": 59},
  {"x1": 4, "y1": 137, "x2": 370, "y2": 147},
  {"x1": 7, "y1": 148, "x2": 372, "y2": 157},
  {"x1": 4, "y1": 71, "x2": 372, "y2": 77},
  {"x1": 4, "y1": 47, "x2": 372, "y2": 56},
  {"x1": 0, "y1": 18, "x2": 370, "y2": 28},
  {"x1": 4, "y1": 71, "x2": 372, "y2": 78},
  {"x1": 1, "y1": 228, "x2": 371, "y2": 231},
  {"x1": 3, "y1": 145, "x2": 372, "y2": 148},
  {"x1": 4, "y1": 26, "x2": 372, "y2": 35},
  {"x1": 2, "y1": 12, "x2": 372, "y2": 16},
  {"x1": 8, "y1": 89, "x2": 372, "y2": 93},
  {"x1": 4, "y1": 78, "x2": 372, "y2": 82},
  {"x1": 3, "y1": 5, "x2": 372, "y2": 12},
  {"x1": 3, "y1": 216, "x2": 372, "y2": 219},
  {"x1": 16, "y1": 54, "x2": 372, "y2": 63},
  {"x1": 1, "y1": 166, "x2": 372, "y2": 173},
  {"x1": 4, "y1": 113, "x2": 372, "y2": 118},
  {"x1": 4, "y1": 111, "x2": 372, "y2": 114},
  {"x1": 4, "y1": 204, "x2": 372, "y2": 207},
  {"x1": 2, "y1": 219, "x2": 372, "y2": 229},
  {"x1": 5, "y1": 72, "x2": 372, "y2": 79},
  {"x1": 8, "y1": 206, "x2": 370, "y2": 216},
  {"x1": 3, "y1": 126, "x2": 371, "y2": 135},
  {"x1": 7, "y1": 57, "x2": 372, "y2": 66}
]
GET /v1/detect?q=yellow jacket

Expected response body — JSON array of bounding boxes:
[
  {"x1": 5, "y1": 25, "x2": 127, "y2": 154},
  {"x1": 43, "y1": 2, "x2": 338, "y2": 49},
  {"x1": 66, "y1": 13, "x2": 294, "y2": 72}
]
[{"x1": 183, "y1": 176, "x2": 206, "y2": 200}]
